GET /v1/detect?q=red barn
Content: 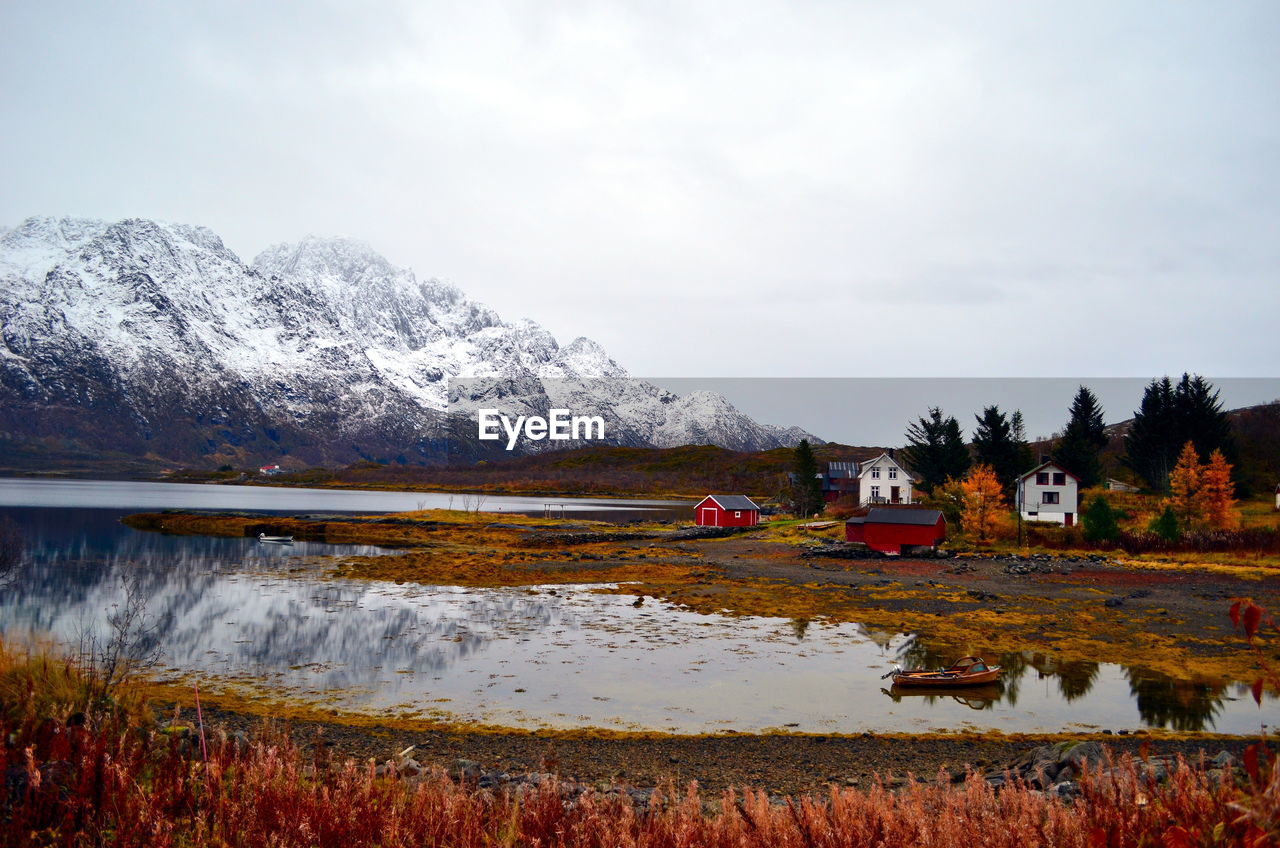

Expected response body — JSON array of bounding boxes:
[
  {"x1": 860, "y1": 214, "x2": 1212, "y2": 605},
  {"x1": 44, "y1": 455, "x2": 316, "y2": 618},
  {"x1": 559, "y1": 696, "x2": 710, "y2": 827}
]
[
  {"x1": 693, "y1": 495, "x2": 761, "y2": 527},
  {"x1": 845, "y1": 507, "x2": 946, "y2": 554}
]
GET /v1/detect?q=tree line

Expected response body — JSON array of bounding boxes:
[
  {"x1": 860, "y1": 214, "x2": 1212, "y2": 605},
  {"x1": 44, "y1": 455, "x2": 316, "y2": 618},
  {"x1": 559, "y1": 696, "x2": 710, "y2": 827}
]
[{"x1": 899, "y1": 374, "x2": 1238, "y2": 497}]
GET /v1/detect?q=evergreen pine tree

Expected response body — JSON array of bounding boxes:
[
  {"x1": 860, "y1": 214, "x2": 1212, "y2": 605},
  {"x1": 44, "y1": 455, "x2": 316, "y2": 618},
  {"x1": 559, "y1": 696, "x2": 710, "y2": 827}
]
[
  {"x1": 1010, "y1": 410, "x2": 1035, "y2": 477},
  {"x1": 902, "y1": 408, "x2": 970, "y2": 492},
  {"x1": 1124, "y1": 376, "x2": 1178, "y2": 491},
  {"x1": 1082, "y1": 496, "x2": 1119, "y2": 544},
  {"x1": 1174, "y1": 374, "x2": 1238, "y2": 483},
  {"x1": 790, "y1": 439, "x2": 823, "y2": 517},
  {"x1": 1125, "y1": 374, "x2": 1236, "y2": 492},
  {"x1": 1149, "y1": 505, "x2": 1180, "y2": 542},
  {"x1": 1055, "y1": 385, "x2": 1108, "y2": 488},
  {"x1": 941, "y1": 415, "x2": 971, "y2": 484},
  {"x1": 971, "y1": 406, "x2": 1020, "y2": 494}
]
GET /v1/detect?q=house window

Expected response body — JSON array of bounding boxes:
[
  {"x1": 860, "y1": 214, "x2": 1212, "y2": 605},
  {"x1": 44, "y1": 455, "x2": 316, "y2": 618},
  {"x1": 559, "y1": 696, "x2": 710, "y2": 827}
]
[
  {"x1": 1036, "y1": 472, "x2": 1050, "y2": 485},
  {"x1": 870, "y1": 485, "x2": 880, "y2": 499},
  {"x1": 1027, "y1": 511, "x2": 1039, "y2": 517},
  {"x1": 1043, "y1": 492, "x2": 1060, "y2": 505},
  {"x1": 735, "y1": 511, "x2": 741, "y2": 518},
  {"x1": 871, "y1": 467, "x2": 880, "y2": 479},
  {"x1": 1052, "y1": 472, "x2": 1066, "y2": 486},
  {"x1": 888, "y1": 467, "x2": 897, "y2": 479}
]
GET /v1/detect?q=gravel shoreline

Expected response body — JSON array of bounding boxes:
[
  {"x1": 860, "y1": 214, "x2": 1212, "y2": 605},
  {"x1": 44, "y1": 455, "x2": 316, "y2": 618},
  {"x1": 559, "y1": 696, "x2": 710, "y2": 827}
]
[{"x1": 182, "y1": 704, "x2": 1257, "y2": 796}]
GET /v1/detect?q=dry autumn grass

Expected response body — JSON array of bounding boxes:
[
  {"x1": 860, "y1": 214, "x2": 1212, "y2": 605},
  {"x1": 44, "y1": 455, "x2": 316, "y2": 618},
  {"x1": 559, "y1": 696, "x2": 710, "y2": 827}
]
[
  {"x1": 3, "y1": 704, "x2": 1278, "y2": 846},
  {"x1": 5, "y1": 601, "x2": 1280, "y2": 845}
]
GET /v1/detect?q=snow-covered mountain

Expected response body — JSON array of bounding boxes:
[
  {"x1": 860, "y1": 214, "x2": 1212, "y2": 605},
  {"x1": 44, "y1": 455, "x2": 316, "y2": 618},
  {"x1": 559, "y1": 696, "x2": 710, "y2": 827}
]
[{"x1": 0, "y1": 216, "x2": 819, "y2": 467}]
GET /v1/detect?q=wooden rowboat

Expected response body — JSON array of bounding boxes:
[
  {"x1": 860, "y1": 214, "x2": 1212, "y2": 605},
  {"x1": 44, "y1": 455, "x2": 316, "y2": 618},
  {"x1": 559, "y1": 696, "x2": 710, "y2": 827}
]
[{"x1": 883, "y1": 656, "x2": 1001, "y2": 688}]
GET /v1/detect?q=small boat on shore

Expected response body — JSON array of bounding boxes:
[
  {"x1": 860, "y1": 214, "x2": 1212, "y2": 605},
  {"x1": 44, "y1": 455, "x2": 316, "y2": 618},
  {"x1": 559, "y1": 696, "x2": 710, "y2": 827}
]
[
  {"x1": 257, "y1": 532, "x2": 294, "y2": 544},
  {"x1": 882, "y1": 656, "x2": 1002, "y2": 687}
]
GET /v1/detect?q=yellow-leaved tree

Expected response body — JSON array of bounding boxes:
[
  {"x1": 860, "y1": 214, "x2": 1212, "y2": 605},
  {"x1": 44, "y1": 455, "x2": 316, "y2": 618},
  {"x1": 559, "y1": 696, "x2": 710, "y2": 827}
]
[
  {"x1": 961, "y1": 463, "x2": 1008, "y2": 543},
  {"x1": 1202, "y1": 448, "x2": 1239, "y2": 530},
  {"x1": 1166, "y1": 441, "x2": 1206, "y2": 531}
]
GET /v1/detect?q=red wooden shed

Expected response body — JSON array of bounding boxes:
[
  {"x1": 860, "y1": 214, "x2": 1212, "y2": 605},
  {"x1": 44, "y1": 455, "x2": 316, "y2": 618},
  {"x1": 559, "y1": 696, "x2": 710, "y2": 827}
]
[
  {"x1": 694, "y1": 495, "x2": 762, "y2": 527},
  {"x1": 845, "y1": 507, "x2": 946, "y2": 554}
]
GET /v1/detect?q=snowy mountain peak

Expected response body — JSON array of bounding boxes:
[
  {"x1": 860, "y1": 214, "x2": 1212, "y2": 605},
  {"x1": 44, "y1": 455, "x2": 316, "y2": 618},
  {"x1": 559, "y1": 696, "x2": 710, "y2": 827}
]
[
  {"x1": 0, "y1": 216, "x2": 820, "y2": 466},
  {"x1": 252, "y1": 235, "x2": 402, "y2": 288}
]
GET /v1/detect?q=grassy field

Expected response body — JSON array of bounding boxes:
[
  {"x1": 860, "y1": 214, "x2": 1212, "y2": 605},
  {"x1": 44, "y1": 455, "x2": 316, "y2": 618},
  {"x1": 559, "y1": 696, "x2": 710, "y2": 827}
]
[{"x1": 3, "y1": 638, "x2": 1279, "y2": 847}]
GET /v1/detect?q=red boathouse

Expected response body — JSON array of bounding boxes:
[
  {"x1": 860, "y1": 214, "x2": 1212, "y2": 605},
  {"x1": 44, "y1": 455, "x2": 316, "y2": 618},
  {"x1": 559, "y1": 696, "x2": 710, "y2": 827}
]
[
  {"x1": 693, "y1": 495, "x2": 762, "y2": 527},
  {"x1": 845, "y1": 507, "x2": 946, "y2": 554}
]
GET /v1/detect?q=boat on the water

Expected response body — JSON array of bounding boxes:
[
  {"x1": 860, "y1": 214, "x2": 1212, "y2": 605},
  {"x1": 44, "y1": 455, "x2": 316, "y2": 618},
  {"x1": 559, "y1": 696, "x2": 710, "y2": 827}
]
[
  {"x1": 257, "y1": 532, "x2": 294, "y2": 544},
  {"x1": 882, "y1": 656, "x2": 1001, "y2": 687}
]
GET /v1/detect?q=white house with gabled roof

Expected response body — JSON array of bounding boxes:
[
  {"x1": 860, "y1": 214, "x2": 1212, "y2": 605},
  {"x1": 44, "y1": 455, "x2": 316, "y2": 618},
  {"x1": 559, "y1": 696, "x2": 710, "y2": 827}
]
[
  {"x1": 800, "y1": 453, "x2": 917, "y2": 505},
  {"x1": 1017, "y1": 461, "x2": 1081, "y2": 526},
  {"x1": 854, "y1": 452, "x2": 915, "y2": 506}
]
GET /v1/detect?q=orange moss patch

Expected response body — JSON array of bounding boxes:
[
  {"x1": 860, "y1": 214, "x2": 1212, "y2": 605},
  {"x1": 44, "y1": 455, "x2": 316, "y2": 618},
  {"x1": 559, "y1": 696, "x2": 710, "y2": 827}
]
[{"x1": 333, "y1": 549, "x2": 709, "y2": 588}]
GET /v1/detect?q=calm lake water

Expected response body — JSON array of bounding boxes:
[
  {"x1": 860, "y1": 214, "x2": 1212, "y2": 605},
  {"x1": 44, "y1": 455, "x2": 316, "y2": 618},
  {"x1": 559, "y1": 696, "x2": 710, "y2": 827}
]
[
  {"x1": 0, "y1": 478, "x2": 691, "y2": 522},
  {"x1": 1, "y1": 480, "x2": 1276, "y2": 734}
]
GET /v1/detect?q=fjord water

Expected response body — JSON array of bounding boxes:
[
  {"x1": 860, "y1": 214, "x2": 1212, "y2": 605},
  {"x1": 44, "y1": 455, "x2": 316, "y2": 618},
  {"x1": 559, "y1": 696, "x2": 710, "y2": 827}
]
[
  {"x1": 1, "y1": 481, "x2": 1276, "y2": 734},
  {"x1": 0, "y1": 478, "x2": 691, "y2": 521}
]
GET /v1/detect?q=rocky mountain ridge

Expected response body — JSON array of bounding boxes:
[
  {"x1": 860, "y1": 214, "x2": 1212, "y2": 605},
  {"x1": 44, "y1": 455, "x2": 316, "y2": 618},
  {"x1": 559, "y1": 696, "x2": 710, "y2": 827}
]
[{"x1": 0, "y1": 216, "x2": 817, "y2": 468}]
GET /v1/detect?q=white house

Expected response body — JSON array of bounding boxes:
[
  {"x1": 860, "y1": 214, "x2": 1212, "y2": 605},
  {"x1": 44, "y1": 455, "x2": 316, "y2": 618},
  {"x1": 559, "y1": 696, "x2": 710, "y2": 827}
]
[
  {"x1": 801, "y1": 453, "x2": 916, "y2": 505},
  {"x1": 856, "y1": 453, "x2": 915, "y2": 506},
  {"x1": 1017, "y1": 461, "x2": 1080, "y2": 526}
]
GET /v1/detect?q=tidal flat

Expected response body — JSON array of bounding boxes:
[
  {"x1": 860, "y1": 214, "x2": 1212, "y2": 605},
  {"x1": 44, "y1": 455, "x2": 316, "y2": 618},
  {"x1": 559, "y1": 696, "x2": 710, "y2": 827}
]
[{"x1": 7, "y1": 503, "x2": 1279, "y2": 791}]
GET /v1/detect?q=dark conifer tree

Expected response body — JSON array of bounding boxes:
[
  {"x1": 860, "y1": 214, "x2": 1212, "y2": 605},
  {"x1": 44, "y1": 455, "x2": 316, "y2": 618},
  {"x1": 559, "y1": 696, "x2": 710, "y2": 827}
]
[
  {"x1": 1125, "y1": 374, "x2": 1235, "y2": 492},
  {"x1": 902, "y1": 408, "x2": 970, "y2": 492},
  {"x1": 1010, "y1": 409, "x2": 1035, "y2": 476},
  {"x1": 1082, "y1": 496, "x2": 1119, "y2": 543},
  {"x1": 1174, "y1": 374, "x2": 1235, "y2": 462},
  {"x1": 1055, "y1": 385, "x2": 1108, "y2": 488},
  {"x1": 790, "y1": 439, "x2": 823, "y2": 517},
  {"x1": 1124, "y1": 376, "x2": 1177, "y2": 491},
  {"x1": 971, "y1": 405, "x2": 1020, "y2": 493}
]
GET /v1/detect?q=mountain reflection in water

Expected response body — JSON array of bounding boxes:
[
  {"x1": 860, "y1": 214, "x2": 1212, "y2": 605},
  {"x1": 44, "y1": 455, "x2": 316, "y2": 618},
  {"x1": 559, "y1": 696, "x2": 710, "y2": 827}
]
[{"x1": 2, "y1": 506, "x2": 1277, "y2": 734}]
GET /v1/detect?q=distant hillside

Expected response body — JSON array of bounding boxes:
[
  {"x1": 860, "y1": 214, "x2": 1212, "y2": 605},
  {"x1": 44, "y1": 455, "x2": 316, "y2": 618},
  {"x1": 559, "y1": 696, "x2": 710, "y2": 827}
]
[{"x1": 187, "y1": 442, "x2": 894, "y2": 500}]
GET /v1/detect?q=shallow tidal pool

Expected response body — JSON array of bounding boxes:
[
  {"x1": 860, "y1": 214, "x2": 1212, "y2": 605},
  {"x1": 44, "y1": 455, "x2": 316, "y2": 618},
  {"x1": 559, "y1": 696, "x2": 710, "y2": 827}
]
[{"x1": 2, "y1": 504, "x2": 1276, "y2": 735}]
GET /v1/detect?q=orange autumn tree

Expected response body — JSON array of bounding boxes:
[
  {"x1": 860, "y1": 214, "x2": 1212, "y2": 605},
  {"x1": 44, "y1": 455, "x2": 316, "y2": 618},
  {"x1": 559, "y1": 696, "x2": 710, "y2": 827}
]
[
  {"x1": 960, "y1": 463, "x2": 1008, "y2": 543},
  {"x1": 1166, "y1": 441, "x2": 1206, "y2": 531},
  {"x1": 1202, "y1": 448, "x2": 1240, "y2": 530}
]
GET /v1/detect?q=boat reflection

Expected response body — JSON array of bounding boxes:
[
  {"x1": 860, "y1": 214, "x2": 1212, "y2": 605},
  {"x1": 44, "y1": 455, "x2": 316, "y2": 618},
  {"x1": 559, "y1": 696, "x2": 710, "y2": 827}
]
[{"x1": 881, "y1": 683, "x2": 1003, "y2": 711}]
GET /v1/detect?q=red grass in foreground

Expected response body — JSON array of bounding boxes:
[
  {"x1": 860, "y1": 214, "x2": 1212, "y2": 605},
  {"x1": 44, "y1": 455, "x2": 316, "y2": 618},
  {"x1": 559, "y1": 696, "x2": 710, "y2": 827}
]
[{"x1": 3, "y1": 715, "x2": 1277, "y2": 848}]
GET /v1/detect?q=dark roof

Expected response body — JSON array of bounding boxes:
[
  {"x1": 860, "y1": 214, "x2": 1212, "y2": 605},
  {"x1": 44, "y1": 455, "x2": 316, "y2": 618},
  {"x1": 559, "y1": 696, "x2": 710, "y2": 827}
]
[
  {"x1": 1019, "y1": 461, "x2": 1080, "y2": 482},
  {"x1": 826, "y1": 461, "x2": 860, "y2": 479},
  {"x1": 849, "y1": 507, "x2": 944, "y2": 526},
  {"x1": 700, "y1": 495, "x2": 761, "y2": 511}
]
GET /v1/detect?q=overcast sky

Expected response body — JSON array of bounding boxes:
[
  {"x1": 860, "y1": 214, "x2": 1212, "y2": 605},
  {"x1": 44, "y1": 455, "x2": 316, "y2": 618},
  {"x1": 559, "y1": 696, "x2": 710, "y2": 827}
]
[{"x1": 3, "y1": 1, "x2": 1278, "y2": 383}]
